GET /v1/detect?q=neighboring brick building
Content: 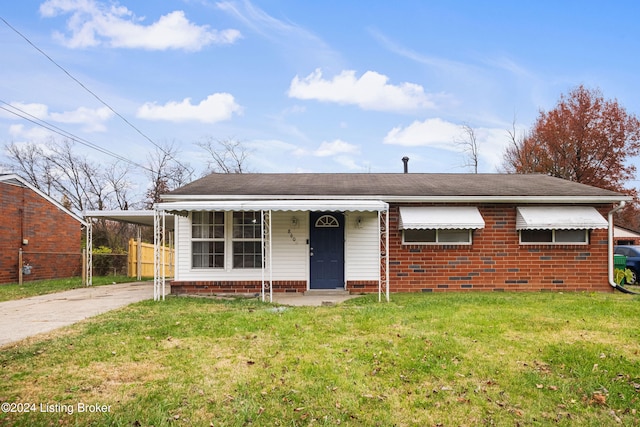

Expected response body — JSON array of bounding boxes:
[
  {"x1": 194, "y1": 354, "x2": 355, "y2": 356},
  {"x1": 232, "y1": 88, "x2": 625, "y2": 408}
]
[
  {"x1": 0, "y1": 174, "x2": 86, "y2": 284},
  {"x1": 150, "y1": 173, "x2": 629, "y2": 298}
]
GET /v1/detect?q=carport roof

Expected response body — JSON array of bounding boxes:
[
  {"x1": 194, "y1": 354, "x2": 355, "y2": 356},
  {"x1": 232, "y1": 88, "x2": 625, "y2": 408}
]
[{"x1": 84, "y1": 210, "x2": 175, "y2": 229}]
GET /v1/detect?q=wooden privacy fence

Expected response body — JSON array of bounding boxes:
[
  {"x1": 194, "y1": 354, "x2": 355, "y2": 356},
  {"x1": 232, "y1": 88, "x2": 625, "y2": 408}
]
[{"x1": 128, "y1": 238, "x2": 174, "y2": 279}]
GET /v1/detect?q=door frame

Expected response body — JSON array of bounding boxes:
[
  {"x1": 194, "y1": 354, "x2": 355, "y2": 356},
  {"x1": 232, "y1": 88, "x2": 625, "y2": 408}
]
[{"x1": 308, "y1": 211, "x2": 345, "y2": 290}]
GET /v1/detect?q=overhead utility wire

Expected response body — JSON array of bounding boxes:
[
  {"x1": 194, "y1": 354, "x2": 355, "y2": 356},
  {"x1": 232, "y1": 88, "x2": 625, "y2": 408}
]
[
  {"x1": 0, "y1": 101, "x2": 153, "y2": 172},
  {"x1": 0, "y1": 16, "x2": 189, "y2": 170}
]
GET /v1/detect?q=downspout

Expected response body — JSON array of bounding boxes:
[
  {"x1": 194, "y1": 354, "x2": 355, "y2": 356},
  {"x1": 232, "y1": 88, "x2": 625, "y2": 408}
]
[{"x1": 608, "y1": 201, "x2": 630, "y2": 292}]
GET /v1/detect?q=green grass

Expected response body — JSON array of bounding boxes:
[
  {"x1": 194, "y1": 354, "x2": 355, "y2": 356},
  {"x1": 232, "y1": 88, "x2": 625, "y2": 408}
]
[
  {"x1": 0, "y1": 292, "x2": 639, "y2": 426},
  {"x1": 0, "y1": 276, "x2": 144, "y2": 302}
]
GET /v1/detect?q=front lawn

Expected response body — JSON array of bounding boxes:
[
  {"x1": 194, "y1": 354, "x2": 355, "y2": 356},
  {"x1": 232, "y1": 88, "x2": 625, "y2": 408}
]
[
  {"x1": 0, "y1": 292, "x2": 638, "y2": 426},
  {"x1": 0, "y1": 276, "x2": 144, "y2": 302}
]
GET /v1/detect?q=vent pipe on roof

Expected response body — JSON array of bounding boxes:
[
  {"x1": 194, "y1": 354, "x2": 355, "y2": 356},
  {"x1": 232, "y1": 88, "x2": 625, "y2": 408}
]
[{"x1": 402, "y1": 156, "x2": 409, "y2": 173}]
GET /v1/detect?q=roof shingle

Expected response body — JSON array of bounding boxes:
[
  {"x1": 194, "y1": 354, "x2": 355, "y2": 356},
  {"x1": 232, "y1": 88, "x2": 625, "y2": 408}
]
[{"x1": 165, "y1": 173, "x2": 625, "y2": 200}]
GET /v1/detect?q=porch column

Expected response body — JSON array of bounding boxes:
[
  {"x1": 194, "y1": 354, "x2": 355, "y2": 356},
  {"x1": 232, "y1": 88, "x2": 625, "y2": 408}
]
[
  {"x1": 378, "y1": 209, "x2": 390, "y2": 302},
  {"x1": 153, "y1": 208, "x2": 166, "y2": 301},
  {"x1": 86, "y1": 220, "x2": 93, "y2": 286},
  {"x1": 261, "y1": 209, "x2": 273, "y2": 302},
  {"x1": 136, "y1": 226, "x2": 142, "y2": 281}
]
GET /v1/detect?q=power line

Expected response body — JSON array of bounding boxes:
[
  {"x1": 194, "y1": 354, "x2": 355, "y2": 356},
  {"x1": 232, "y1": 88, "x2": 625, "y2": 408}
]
[
  {"x1": 0, "y1": 100, "x2": 153, "y2": 172},
  {"x1": 0, "y1": 15, "x2": 190, "y2": 171}
]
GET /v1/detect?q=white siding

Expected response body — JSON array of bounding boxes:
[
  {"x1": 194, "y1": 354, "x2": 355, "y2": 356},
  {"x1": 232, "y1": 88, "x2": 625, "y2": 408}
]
[
  {"x1": 271, "y1": 212, "x2": 309, "y2": 280},
  {"x1": 345, "y1": 212, "x2": 379, "y2": 281},
  {"x1": 174, "y1": 211, "x2": 308, "y2": 282},
  {"x1": 174, "y1": 215, "x2": 190, "y2": 281}
]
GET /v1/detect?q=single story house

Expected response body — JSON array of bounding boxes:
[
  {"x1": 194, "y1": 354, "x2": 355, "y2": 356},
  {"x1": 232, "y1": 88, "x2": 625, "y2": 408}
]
[
  {"x1": 155, "y1": 173, "x2": 629, "y2": 300},
  {"x1": 0, "y1": 173, "x2": 86, "y2": 284}
]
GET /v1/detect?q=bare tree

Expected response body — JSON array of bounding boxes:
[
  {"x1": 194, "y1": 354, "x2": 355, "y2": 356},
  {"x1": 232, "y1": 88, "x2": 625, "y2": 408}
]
[
  {"x1": 4, "y1": 138, "x2": 135, "y2": 212},
  {"x1": 455, "y1": 124, "x2": 480, "y2": 173},
  {"x1": 144, "y1": 142, "x2": 194, "y2": 208},
  {"x1": 4, "y1": 141, "x2": 52, "y2": 194},
  {"x1": 104, "y1": 162, "x2": 134, "y2": 210},
  {"x1": 196, "y1": 137, "x2": 252, "y2": 174}
]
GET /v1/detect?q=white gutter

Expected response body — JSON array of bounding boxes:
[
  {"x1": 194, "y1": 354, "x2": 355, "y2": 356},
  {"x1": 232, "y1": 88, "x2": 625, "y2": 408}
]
[
  {"x1": 608, "y1": 201, "x2": 627, "y2": 290},
  {"x1": 162, "y1": 194, "x2": 632, "y2": 204}
]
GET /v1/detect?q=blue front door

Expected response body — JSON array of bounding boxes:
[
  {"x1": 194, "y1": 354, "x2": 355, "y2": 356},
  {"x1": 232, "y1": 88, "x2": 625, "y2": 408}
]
[{"x1": 309, "y1": 212, "x2": 345, "y2": 289}]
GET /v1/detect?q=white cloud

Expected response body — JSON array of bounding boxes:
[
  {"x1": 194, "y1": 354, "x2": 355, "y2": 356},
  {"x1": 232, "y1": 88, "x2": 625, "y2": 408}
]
[
  {"x1": 334, "y1": 155, "x2": 366, "y2": 171},
  {"x1": 217, "y1": 1, "x2": 342, "y2": 68},
  {"x1": 384, "y1": 118, "x2": 512, "y2": 171},
  {"x1": 136, "y1": 93, "x2": 242, "y2": 123},
  {"x1": 50, "y1": 106, "x2": 113, "y2": 131},
  {"x1": 288, "y1": 69, "x2": 435, "y2": 112},
  {"x1": 313, "y1": 139, "x2": 359, "y2": 157},
  {"x1": 8, "y1": 124, "x2": 52, "y2": 140},
  {"x1": 384, "y1": 118, "x2": 462, "y2": 149},
  {"x1": 1, "y1": 102, "x2": 113, "y2": 132},
  {"x1": 40, "y1": 0, "x2": 241, "y2": 51}
]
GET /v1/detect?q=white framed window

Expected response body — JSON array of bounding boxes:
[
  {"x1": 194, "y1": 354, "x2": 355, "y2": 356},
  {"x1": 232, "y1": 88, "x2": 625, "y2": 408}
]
[
  {"x1": 519, "y1": 229, "x2": 588, "y2": 244},
  {"x1": 191, "y1": 212, "x2": 225, "y2": 268},
  {"x1": 403, "y1": 229, "x2": 473, "y2": 245},
  {"x1": 232, "y1": 211, "x2": 262, "y2": 269}
]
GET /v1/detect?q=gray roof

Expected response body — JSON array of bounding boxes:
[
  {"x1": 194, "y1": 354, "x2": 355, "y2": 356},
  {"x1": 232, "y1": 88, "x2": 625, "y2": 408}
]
[{"x1": 164, "y1": 173, "x2": 627, "y2": 202}]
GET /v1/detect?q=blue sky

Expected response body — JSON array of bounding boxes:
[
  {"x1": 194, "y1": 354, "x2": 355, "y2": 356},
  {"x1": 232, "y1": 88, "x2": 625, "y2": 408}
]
[{"x1": 2, "y1": 0, "x2": 640, "y2": 184}]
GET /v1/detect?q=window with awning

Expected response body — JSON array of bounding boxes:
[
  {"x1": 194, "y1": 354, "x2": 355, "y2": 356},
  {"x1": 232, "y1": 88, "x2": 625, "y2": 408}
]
[
  {"x1": 516, "y1": 206, "x2": 607, "y2": 244},
  {"x1": 399, "y1": 206, "x2": 485, "y2": 244}
]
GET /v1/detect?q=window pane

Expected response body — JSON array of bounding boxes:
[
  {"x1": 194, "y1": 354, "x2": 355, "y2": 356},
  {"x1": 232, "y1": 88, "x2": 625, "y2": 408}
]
[
  {"x1": 555, "y1": 229, "x2": 587, "y2": 243},
  {"x1": 438, "y1": 229, "x2": 470, "y2": 243},
  {"x1": 521, "y1": 230, "x2": 553, "y2": 242},
  {"x1": 233, "y1": 212, "x2": 261, "y2": 239},
  {"x1": 192, "y1": 212, "x2": 224, "y2": 238},
  {"x1": 192, "y1": 241, "x2": 224, "y2": 268},
  {"x1": 404, "y1": 229, "x2": 436, "y2": 242},
  {"x1": 233, "y1": 241, "x2": 262, "y2": 268}
]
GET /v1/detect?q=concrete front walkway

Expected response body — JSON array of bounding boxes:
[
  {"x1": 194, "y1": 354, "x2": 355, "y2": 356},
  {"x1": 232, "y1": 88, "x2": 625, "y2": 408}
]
[
  {"x1": 0, "y1": 282, "x2": 154, "y2": 347},
  {"x1": 271, "y1": 292, "x2": 361, "y2": 306}
]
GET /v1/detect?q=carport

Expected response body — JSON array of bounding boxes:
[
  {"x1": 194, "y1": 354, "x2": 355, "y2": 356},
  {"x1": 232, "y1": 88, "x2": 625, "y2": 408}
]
[{"x1": 83, "y1": 210, "x2": 175, "y2": 301}]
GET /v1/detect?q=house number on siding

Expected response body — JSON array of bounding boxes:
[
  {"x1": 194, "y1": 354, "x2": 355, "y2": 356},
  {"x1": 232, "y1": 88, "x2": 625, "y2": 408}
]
[{"x1": 287, "y1": 229, "x2": 297, "y2": 242}]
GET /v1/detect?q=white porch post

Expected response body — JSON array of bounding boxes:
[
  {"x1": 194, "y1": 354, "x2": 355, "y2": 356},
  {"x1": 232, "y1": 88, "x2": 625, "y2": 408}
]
[
  {"x1": 136, "y1": 226, "x2": 142, "y2": 281},
  {"x1": 261, "y1": 210, "x2": 273, "y2": 302},
  {"x1": 86, "y1": 220, "x2": 93, "y2": 287},
  {"x1": 153, "y1": 208, "x2": 166, "y2": 301},
  {"x1": 378, "y1": 208, "x2": 390, "y2": 302}
]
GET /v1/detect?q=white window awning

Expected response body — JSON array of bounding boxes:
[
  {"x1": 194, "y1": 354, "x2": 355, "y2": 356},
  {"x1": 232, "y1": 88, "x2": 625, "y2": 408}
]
[
  {"x1": 516, "y1": 206, "x2": 608, "y2": 230},
  {"x1": 398, "y1": 206, "x2": 485, "y2": 230},
  {"x1": 156, "y1": 199, "x2": 389, "y2": 215}
]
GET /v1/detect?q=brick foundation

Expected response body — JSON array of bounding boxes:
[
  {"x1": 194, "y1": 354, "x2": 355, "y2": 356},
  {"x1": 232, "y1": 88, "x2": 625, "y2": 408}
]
[{"x1": 171, "y1": 280, "x2": 307, "y2": 295}]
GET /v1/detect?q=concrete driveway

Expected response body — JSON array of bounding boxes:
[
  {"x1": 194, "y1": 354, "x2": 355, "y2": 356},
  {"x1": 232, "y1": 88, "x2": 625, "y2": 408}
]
[
  {"x1": 0, "y1": 282, "x2": 154, "y2": 347},
  {"x1": 0, "y1": 284, "x2": 364, "y2": 348}
]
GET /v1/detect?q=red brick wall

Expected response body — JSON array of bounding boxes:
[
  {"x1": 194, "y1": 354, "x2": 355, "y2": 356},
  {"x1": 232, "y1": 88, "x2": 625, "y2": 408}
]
[
  {"x1": 388, "y1": 203, "x2": 612, "y2": 293},
  {"x1": 171, "y1": 280, "x2": 306, "y2": 295},
  {"x1": 0, "y1": 182, "x2": 82, "y2": 284}
]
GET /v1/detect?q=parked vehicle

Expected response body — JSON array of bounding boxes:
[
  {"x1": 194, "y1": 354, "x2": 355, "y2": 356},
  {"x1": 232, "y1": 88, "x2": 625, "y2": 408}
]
[{"x1": 613, "y1": 245, "x2": 640, "y2": 284}]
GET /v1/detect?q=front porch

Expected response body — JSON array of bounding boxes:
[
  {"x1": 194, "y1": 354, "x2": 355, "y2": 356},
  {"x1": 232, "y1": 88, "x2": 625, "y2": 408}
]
[{"x1": 86, "y1": 199, "x2": 390, "y2": 302}]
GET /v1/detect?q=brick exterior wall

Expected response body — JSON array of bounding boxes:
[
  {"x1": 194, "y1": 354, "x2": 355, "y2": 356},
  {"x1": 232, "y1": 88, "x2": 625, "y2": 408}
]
[
  {"x1": 171, "y1": 280, "x2": 306, "y2": 295},
  {"x1": 169, "y1": 203, "x2": 614, "y2": 295},
  {"x1": 0, "y1": 182, "x2": 82, "y2": 284},
  {"x1": 388, "y1": 203, "x2": 612, "y2": 293}
]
